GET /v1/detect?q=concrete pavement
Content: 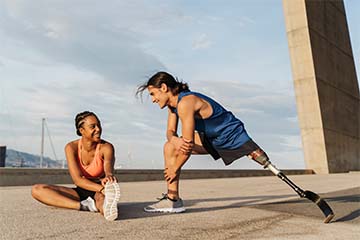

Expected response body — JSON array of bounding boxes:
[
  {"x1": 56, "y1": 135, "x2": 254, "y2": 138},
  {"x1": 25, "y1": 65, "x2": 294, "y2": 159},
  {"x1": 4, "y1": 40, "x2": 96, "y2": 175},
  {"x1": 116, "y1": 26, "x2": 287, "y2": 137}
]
[{"x1": 1, "y1": 172, "x2": 359, "y2": 240}]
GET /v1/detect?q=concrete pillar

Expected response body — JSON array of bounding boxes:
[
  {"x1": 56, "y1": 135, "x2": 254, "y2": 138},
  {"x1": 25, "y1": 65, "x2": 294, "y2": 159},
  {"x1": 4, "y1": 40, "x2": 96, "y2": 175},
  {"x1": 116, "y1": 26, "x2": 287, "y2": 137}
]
[
  {"x1": 283, "y1": 0, "x2": 360, "y2": 173},
  {"x1": 0, "y1": 146, "x2": 6, "y2": 167}
]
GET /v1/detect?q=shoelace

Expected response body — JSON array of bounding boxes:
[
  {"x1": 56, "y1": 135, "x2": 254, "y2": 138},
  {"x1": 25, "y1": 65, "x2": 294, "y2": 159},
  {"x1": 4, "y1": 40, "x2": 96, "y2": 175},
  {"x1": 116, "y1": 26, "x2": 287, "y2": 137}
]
[{"x1": 156, "y1": 193, "x2": 168, "y2": 201}]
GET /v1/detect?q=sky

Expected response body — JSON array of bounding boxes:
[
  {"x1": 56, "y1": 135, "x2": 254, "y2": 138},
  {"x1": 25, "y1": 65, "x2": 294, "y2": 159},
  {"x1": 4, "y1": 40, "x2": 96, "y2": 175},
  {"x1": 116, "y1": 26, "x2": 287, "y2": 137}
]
[{"x1": 0, "y1": 0, "x2": 359, "y2": 169}]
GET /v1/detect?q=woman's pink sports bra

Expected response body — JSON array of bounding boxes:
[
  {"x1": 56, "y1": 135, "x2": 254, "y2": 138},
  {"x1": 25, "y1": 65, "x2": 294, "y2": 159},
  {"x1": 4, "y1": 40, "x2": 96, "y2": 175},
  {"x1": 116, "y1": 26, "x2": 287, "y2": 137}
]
[{"x1": 77, "y1": 140, "x2": 104, "y2": 179}]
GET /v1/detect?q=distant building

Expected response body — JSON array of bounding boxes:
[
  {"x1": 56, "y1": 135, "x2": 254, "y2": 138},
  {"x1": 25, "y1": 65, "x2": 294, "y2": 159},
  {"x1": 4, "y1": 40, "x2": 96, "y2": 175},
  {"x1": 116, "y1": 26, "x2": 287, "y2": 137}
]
[{"x1": 0, "y1": 146, "x2": 6, "y2": 167}]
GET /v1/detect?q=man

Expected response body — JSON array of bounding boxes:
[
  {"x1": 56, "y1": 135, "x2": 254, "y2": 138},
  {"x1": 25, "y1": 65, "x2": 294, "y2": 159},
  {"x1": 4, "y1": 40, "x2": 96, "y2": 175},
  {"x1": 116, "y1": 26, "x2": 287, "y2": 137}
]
[{"x1": 136, "y1": 71, "x2": 270, "y2": 213}]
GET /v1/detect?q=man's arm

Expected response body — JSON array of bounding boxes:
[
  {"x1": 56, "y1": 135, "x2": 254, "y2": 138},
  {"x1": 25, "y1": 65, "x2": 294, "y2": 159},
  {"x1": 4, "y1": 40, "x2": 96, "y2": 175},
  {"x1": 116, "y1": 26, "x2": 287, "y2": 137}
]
[
  {"x1": 166, "y1": 108, "x2": 179, "y2": 141},
  {"x1": 166, "y1": 107, "x2": 194, "y2": 154},
  {"x1": 175, "y1": 97, "x2": 196, "y2": 168},
  {"x1": 164, "y1": 97, "x2": 196, "y2": 183}
]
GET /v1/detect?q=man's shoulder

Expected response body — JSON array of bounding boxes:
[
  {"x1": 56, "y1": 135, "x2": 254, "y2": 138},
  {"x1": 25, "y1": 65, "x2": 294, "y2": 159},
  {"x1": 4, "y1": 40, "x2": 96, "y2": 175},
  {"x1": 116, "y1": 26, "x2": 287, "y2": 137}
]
[{"x1": 178, "y1": 95, "x2": 203, "y2": 116}]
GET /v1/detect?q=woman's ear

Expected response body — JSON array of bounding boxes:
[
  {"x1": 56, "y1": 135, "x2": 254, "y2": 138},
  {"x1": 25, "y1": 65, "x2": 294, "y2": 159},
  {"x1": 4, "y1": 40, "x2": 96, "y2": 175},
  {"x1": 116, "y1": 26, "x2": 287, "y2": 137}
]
[
  {"x1": 79, "y1": 127, "x2": 85, "y2": 135},
  {"x1": 160, "y1": 83, "x2": 168, "y2": 92}
]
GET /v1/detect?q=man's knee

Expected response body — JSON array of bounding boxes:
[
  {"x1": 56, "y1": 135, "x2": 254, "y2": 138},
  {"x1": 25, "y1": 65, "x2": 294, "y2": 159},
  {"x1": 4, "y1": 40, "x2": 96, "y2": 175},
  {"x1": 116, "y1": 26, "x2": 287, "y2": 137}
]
[{"x1": 164, "y1": 141, "x2": 177, "y2": 155}]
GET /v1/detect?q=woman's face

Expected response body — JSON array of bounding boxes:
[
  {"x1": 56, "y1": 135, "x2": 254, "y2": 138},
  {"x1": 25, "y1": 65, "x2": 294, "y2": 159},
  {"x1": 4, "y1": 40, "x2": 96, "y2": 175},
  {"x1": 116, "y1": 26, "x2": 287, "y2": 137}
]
[
  {"x1": 148, "y1": 84, "x2": 169, "y2": 109},
  {"x1": 79, "y1": 115, "x2": 102, "y2": 142}
]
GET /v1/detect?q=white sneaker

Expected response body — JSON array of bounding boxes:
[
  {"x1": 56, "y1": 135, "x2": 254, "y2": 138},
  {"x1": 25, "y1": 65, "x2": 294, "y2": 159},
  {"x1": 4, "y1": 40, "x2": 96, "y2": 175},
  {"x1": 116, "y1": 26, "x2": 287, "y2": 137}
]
[
  {"x1": 103, "y1": 182, "x2": 121, "y2": 221},
  {"x1": 144, "y1": 193, "x2": 185, "y2": 213},
  {"x1": 80, "y1": 197, "x2": 98, "y2": 212}
]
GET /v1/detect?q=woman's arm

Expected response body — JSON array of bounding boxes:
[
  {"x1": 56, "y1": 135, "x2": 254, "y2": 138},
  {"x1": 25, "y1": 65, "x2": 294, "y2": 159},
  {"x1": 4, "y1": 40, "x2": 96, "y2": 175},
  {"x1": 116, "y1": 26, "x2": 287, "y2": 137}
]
[
  {"x1": 101, "y1": 142, "x2": 117, "y2": 185},
  {"x1": 65, "y1": 142, "x2": 103, "y2": 192}
]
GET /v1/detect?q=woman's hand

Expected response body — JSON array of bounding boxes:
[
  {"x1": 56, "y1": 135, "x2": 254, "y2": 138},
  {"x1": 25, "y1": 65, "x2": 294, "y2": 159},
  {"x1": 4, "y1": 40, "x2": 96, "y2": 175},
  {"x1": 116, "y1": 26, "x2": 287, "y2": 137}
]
[
  {"x1": 170, "y1": 136, "x2": 193, "y2": 155},
  {"x1": 101, "y1": 175, "x2": 118, "y2": 186}
]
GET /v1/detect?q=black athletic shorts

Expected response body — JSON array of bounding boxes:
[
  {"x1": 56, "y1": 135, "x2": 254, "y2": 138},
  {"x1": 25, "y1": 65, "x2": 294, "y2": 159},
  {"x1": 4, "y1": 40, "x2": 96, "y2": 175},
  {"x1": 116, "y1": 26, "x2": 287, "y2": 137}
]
[
  {"x1": 73, "y1": 186, "x2": 96, "y2": 201},
  {"x1": 198, "y1": 132, "x2": 261, "y2": 166}
]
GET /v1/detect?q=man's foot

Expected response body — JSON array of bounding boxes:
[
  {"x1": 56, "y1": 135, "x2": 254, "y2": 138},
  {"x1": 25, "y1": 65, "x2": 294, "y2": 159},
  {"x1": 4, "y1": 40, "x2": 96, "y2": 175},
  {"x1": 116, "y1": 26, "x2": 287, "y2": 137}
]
[
  {"x1": 103, "y1": 182, "x2": 121, "y2": 221},
  {"x1": 80, "y1": 196, "x2": 98, "y2": 212},
  {"x1": 144, "y1": 193, "x2": 185, "y2": 213}
]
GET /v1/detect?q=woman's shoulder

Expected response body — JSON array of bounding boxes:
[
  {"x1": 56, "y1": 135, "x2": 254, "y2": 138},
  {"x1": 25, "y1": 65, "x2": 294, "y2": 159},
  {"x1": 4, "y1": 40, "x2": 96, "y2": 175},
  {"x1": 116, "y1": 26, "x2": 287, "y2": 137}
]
[
  {"x1": 99, "y1": 140, "x2": 114, "y2": 151},
  {"x1": 65, "y1": 139, "x2": 80, "y2": 149},
  {"x1": 98, "y1": 140, "x2": 115, "y2": 158},
  {"x1": 65, "y1": 139, "x2": 79, "y2": 152}
]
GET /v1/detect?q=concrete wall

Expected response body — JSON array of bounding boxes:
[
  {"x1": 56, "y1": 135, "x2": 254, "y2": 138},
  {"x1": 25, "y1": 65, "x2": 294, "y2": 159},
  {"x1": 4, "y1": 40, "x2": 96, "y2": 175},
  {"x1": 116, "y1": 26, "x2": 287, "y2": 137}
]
[
  {"x1": 0, "y1": 168, "x2": 314, "y2": 186},
  {"x1": 283, "y1": 0, "x2": 360, "y2": 173}
]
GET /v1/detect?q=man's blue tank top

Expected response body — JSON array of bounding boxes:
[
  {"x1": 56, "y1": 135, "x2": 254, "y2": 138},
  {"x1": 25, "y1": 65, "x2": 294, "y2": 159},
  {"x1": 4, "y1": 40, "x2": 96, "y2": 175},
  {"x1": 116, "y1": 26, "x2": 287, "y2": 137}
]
[{"x1": 174, "y1": 91, "x2": 251, "y2": 150}]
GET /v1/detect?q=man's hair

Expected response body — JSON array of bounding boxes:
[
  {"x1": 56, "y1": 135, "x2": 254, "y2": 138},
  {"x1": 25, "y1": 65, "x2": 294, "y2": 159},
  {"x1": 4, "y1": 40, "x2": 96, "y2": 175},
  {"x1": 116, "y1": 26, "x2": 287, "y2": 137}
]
[{"x1": 136, "y1": 71, "x2": 189, "y2": 99}]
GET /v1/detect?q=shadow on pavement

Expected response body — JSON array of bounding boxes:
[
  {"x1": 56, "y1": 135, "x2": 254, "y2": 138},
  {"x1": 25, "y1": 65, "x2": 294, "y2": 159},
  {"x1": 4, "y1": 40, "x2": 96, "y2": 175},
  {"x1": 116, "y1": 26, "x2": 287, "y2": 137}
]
[
  {"x1": 117, "y1": 193, "x2": 295, "y2": 220},
  {"x1": 117, "y1": 188, "x2": 359, "y2": 223},
  {"x1": 252, "y1": 187, "x2": 360, "y2": 223},
  {"x1": 334, "y1": 209, "x2": 360, "y2": 222}
]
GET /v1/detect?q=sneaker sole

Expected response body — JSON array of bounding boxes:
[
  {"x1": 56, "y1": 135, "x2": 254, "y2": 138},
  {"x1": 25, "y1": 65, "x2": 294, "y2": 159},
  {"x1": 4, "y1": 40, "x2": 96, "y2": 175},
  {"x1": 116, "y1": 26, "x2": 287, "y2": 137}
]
[
  {"x1": 103, "y1": 183, "x2": 121, "y2": 221},
  {"x1": 144, "y1": 207, "x2": 186, "y2": 213}
]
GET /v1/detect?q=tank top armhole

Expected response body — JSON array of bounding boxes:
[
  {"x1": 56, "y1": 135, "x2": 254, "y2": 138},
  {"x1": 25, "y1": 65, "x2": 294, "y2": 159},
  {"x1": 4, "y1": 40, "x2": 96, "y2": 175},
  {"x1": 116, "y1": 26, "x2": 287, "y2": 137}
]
[
  {"x1": 95, "y1": 142, "x2": 104, "y2": 162},
  {"x1": 77, "y1": 140, "x2": 82, "y2": 161}
]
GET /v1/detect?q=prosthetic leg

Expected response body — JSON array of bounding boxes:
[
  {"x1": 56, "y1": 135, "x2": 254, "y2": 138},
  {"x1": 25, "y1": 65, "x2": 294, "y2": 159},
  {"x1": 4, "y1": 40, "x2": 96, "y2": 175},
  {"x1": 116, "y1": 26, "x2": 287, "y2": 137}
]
[{"x1": 249, "y1": 150, "x2": 334, "y2": 223}]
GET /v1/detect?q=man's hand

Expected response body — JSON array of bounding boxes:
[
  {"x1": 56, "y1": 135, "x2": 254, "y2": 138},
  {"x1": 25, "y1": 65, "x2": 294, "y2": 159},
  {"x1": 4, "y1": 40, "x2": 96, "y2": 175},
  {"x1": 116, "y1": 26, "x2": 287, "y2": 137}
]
[
  {"x1": 164, "y1": 166, "x2": 180, "y2": 183},
  {"x1": 170, "y1": 136, "x2": 194, "y2": 155}
]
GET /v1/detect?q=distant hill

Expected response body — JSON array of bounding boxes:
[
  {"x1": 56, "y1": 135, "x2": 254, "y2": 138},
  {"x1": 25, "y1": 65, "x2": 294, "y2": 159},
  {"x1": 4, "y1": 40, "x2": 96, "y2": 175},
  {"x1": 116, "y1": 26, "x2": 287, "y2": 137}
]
[{"x1": 5, "y1": 149, "x2": 65, "y2": 168}]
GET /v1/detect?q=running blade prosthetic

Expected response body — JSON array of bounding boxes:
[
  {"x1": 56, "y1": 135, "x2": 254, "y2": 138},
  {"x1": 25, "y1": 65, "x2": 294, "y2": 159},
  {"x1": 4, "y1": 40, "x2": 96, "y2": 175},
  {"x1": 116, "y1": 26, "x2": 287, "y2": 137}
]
[
  {"x1": 276, "y1": 172, "x2": 334, "y2": 223},
  {"x1": 303, "y1": 190, "x2": 334, "y2": 223}
]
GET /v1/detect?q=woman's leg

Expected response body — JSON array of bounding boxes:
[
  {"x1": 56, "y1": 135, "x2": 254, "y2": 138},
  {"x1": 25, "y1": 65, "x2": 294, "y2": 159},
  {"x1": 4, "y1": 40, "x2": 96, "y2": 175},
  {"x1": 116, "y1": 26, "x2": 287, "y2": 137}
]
[
  {"x1": 164, "y1": 132, "x2": 208, "y2": 200},
  {"x1": 94, "y1": 192, "x2": 105, "y2": 215},
  {"x1": 31, "y1": 184, "x2": 81, "y2": 210}
]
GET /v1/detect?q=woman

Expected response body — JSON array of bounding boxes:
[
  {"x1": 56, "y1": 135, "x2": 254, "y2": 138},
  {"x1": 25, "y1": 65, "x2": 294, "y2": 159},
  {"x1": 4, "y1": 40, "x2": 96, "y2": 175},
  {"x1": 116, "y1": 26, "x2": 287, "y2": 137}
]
[
  {"x1": 136, "y1": 71, "x2": 271, "y2": 213},
  {"x1": 31, "y1": 111, "x2": 121, "y2": 221}
]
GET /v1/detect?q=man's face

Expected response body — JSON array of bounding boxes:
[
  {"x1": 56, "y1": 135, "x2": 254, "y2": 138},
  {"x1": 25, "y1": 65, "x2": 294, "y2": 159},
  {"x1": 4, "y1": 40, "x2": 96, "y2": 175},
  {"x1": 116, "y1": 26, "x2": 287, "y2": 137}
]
[{"x1": 147, "y1": 85, "x2": 169, "y2": 109}]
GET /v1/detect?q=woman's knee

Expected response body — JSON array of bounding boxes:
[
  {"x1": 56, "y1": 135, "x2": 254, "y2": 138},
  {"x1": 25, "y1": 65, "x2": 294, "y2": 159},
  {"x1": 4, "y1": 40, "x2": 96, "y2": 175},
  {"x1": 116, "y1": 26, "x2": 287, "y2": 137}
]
[{"x1": 31, "y1": 184, "x2": 47, "y2": 199}]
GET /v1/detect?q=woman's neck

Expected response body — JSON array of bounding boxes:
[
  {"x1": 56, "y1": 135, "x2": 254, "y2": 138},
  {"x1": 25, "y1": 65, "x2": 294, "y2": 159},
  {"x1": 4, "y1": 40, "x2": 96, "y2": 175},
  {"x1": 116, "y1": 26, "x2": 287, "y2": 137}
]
[{"x1": 80, "y1": 138, "x2": 97, "y2": 152}]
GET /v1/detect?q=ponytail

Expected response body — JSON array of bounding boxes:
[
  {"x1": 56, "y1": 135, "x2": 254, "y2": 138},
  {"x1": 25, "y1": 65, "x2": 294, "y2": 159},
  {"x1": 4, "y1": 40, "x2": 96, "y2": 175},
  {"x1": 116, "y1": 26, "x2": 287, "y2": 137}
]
[{"x1": 172, "y1": 82, "x2": 189, "y2": 95}]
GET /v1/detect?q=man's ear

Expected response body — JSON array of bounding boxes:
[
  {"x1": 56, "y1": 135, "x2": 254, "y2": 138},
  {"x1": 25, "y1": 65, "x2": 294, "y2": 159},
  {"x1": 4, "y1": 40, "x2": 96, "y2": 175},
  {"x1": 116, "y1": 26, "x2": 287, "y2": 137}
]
[{"x1": 160, "y1": 83, "x2": 168, "y2": 92}]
